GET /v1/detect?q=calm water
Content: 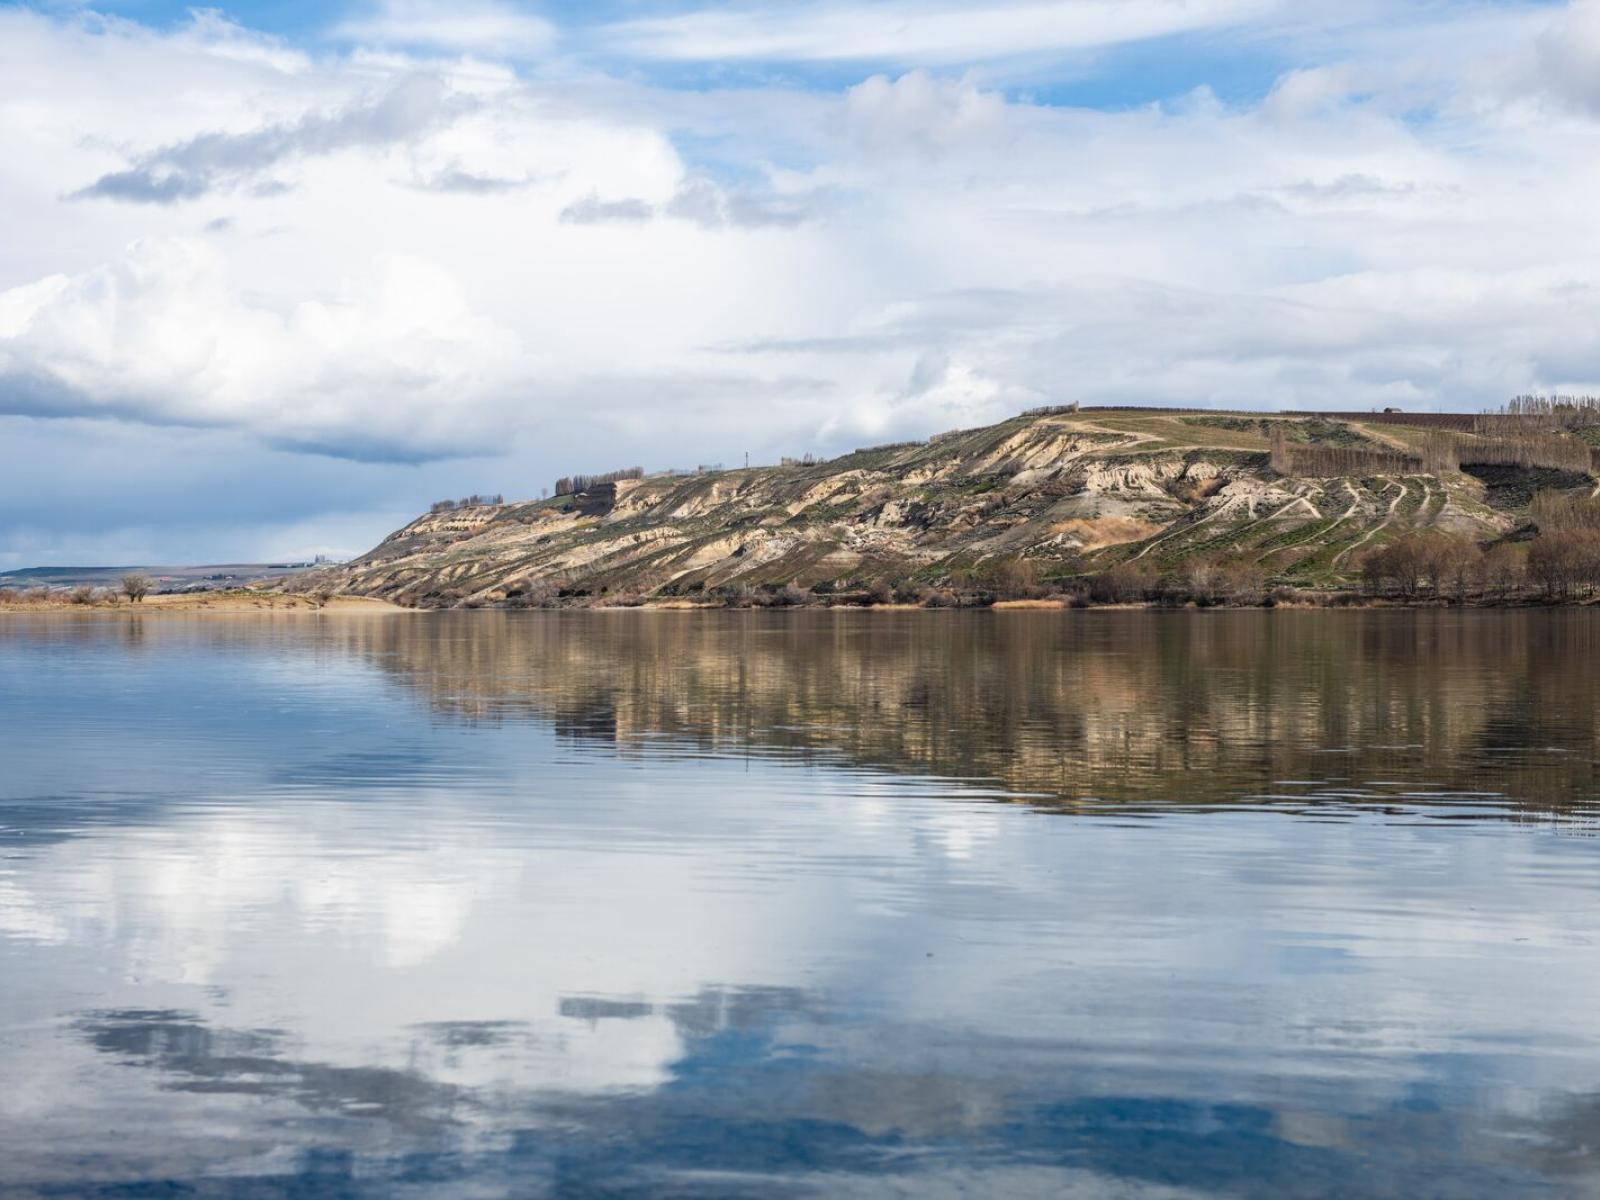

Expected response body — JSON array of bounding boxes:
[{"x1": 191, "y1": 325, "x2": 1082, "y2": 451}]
[{"x1": 2, "y1": 611, "x2": 1599, "y2": 1198}]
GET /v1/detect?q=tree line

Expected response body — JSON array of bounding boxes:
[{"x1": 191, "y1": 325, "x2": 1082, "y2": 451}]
[
  {"x1": 1269, "y1": 425, "x2": 1598, "y2": 478},
  {"x1": 1419, "y1": 432, "x2": 1594, "y2": 475},
  {"x1": 1268, "y1": 428, "x2": 1418, "y2": 477},
  {"x1": 430, "y1": 494, "x2": 504, "y2": 513},
  {"x1": 1359, "y1": 523, "x2": 1600, "y2": 602},
  {"x1": 553, "y1": 467, "x2": 643, "y2": 496}
]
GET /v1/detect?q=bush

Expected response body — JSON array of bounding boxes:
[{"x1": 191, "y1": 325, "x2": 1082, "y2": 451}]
[
  {"x1": 990, "y1": 557, "x2": 1040, "y2": 600},
  {"x1": 69, "y1": 585, "x2": 95, "y2": 605}
]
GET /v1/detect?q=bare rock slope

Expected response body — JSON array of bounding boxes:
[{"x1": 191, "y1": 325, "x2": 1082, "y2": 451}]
[{"x1": 308, "y1": 408, "x2": 1566, "y2": 606}]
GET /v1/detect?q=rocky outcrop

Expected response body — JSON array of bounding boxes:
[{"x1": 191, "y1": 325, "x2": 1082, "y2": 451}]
[{"x1": 300, "y1": 410, "x2": 1549, "y2": 606}]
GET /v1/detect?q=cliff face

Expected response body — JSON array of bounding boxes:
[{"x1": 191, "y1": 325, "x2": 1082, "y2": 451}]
[{"x1": 310, "y1": 409, "x2": 1539, "y2": 606}]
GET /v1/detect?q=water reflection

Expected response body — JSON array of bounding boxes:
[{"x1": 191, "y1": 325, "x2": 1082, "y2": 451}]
[
  {"x1": 1, "y1": 612, "x2": 1599, "y2": 1197},
  {"x1": 282, "y1": 611, "x2": 1600, "y2": 810}
]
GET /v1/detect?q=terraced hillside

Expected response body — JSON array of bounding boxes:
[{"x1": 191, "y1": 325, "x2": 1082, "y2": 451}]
[{"x1": 305, "y1": 407, "x2": 1596, "y2": 606}]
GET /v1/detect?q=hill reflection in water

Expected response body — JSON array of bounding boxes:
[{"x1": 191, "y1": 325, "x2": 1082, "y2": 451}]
[
  {"x1": 1, "y1": 611, "x2": 1598, "y2": 1197},
  {"x1": 332, "y1": 609, "x2": 1600, "y2": 816}
]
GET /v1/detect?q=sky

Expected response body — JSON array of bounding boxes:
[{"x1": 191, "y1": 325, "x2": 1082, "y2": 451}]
[{"x1": 1, "y1": 0, "x2": 1598, "y2": 566}]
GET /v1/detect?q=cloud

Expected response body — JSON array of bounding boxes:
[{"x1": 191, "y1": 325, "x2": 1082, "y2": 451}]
[
  {"x1": 562, "y1": 179, "x2": 829, "y2": 228},
  {"x1": 1537, "y1": 0, "x2": 1600, "y2": 115},
  {"x1": 418, "y1": 167, "x2": 532, "y2": 193},
  {"x1": 6, "y1": 1, "x2": 1600, "y2": 563},
  {"x1": 559, "y1": 193, "x2": 655, "y2": 224},
  {"x1": 665, "y1": 178, "x2": 827, "y2": 228},
  {"x1": 0, "y1": 239, "x2": 523, "y2": 462},
  {"x1": 844, "y1": 70, "x2": 1008, "y2": 156},
  {"x1": 75, "y1": 74, "x2": 469, "y2": 204},
  {"x1": 600, "y1": 0, "x2": 1281, "y2": 65},
  {"x1": 331, "y1": 0, "x2": 556, "y2": 57}
]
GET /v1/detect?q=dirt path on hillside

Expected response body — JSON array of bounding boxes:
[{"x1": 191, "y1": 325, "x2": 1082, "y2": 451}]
[{"x1": 1332, "y1": 478, "x2": 1405, "y2": 568}]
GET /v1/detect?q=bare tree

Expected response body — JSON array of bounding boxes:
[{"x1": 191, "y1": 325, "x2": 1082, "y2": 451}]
[
  {"x1": 1483, "y1": 543, "x2": 1525, "y2": 599},
  {"x1": 1088, "y1": 561, "x2": 1158, "y2": 603},
  {"x1": 1429, "y1": 539, "x2": 1484, "y2": 602},
  {"x1": 1527, "y1": 531, "x2": 1600, "y2": 600},
  {"x1": 121, "y1": 573, "x2": 153, "y2": 604},
  {"x1": 1183, "y1": 560, "x2": 1224, "y2": 604},
  {"x1": 1220, "y1": 563, "x2": 1266, "y2": 605}
]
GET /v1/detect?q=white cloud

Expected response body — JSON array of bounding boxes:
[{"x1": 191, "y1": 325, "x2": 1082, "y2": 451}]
[
  {"x1": 5, "y1": 1, "x2": 1600, "y2": 558},
  {"x1": 332, "y1": 0, "x2": 556, "y2": 58},
  {"x1": 602, "y1": 0, "x2": 1282, "y2": 66},
  {"x1": 844, "y1": 70, "x2": 1009, "y2": 156},
  {"x1": 1538, "y1": 0, "x2": 1600, "y2": 114},
  {"x1": 0, "y1": 238, "x2": 523, "y2": 461},
  {"x1": 75, "y1": 74, "x2": 471, "y2": 203}
]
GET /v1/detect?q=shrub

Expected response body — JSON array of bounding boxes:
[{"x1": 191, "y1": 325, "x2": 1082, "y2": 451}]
[
  {"x1": 69, "y1": 585, "x2": 95, "y2": 605},
  {"x1": 121, "y1": 573, "x2": 153, "y2": 603},
  {"x1": 987, "y1": 557, "x2": 1040, "y2": 600}
]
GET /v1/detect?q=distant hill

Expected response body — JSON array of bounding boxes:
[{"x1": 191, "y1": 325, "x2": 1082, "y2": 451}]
[
  {"x1": 299, "y1": 406, "x2": 1600, "y2": 607},
  {"x1": 0, "y1": 563, "x2": 327, "y2": 592}
]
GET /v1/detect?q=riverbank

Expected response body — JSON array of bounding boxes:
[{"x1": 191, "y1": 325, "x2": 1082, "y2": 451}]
[
  {"x1": 7, "y1": 589, "x2": 1597, "y2": 615},
  {"x1": 0, "y1": 590, "x2": 409, "y2": 615}
]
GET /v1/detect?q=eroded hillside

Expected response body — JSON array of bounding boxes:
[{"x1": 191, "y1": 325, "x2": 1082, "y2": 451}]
[{"x1": 305, "y1": 408, "x2": 1593, "y2": 606}]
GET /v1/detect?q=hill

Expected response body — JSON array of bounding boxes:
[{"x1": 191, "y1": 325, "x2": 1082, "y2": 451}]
[
  {"x1": 0, "y1": 562, "x2": 328, "y2": 592},
  {"x1": 302, "y1": 405, "x2": 1600, "y2": 608}
]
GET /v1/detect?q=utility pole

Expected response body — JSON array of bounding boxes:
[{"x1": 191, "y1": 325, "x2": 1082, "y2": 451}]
[{"x1": 744, "y1": 451, "x2": 749, "y2": 469}]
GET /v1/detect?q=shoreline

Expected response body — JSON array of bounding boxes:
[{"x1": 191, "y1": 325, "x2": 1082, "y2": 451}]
[
  {"x1": 4, "y1": 587, "x2": 1598, "y2": 616},
  {"x1": 9, "y1": 598, "x2": 1594, "y2": 617},
  {"x1": 0, "y1": 591, "x2": 409, "y2": 616}
]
